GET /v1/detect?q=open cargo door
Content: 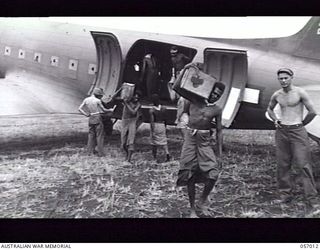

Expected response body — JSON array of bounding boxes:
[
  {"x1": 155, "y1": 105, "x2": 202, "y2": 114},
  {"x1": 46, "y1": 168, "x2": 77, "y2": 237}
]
[
  {"x1": 90, "y1": 32, "x2": 122, "y2": 102},
  {"x1": 304, "y1": 90, "x2": 320, "y2": 143},
  {"x1": 204, "y1": 48, "x2": 248, "y2": 128}
]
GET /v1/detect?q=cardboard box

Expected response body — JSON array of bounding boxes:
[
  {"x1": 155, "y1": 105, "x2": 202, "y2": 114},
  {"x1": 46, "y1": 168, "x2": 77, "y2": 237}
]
[
  {"x1": 121, "y1": 82, "x2": 135, "y2": 100},
  {"x1": 180, "y1": 67, "x2": 216, "y2": 100}
]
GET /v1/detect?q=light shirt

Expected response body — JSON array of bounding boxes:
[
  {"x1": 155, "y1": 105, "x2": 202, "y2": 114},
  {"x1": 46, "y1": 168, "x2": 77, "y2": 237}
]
[{"x1": 79, "y1": 95, "x2": 105, "y2": 114}]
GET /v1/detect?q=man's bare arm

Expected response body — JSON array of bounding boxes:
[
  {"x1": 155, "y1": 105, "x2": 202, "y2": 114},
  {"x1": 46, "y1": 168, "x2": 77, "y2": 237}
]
[
  {"x1": 99, "y1": 101, "x2": 116, "y2": 113},
  {"x1": 183, "y1": 100, "x2": 190, "y2": 114},
  {"x1": 78, "y1": 101, "x2": 89, "y2": 117},
  {"x1": 267, "y1": 93, "x2": 279, "y2": 122},
  {"x1": 209, "y1": 104, "x2": 223, "y2": 117},
  {"x1": 300, "y1": 88, "x2": 317, "y2": 125},
  {"x1": 124, "y1": 101, "x2": 141, "y2": 114},
  {"x1": 215, "y1": 113, "x2": 223, "y2": 158},
  {"x1": 132, "y1": 103, "x2": 141, "y2": 113},
  {"x1": 149, "y1": 109, "x2": 155, "y2": 131}
]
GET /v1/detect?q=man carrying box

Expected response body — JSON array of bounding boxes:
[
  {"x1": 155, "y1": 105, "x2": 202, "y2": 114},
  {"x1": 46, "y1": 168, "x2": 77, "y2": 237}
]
[{"x1": 176, "y1": 78, "x2": 225, "y2": 218}]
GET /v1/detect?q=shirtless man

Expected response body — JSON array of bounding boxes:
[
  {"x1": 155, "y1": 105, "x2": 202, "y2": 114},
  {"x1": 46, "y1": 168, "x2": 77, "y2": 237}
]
[
  {"x1": 149, "y1": 94, "x2": 171, "y2": 162},
  {"x1": 121, "y1": 91, "x2": 142, "y2": 162},
  {"x1": 168, "y1": 46, "x2": 192, "y2": 101},
  {"x1": 140, "y1": 53, "x2": 160, "y2": 99},
  {"x1": 267, "y1": 68, "x2": 318, "y2": 206},
  {"x1": 170, "y1": 46, "x2": 191, "y2": 76},
  {"x1": 176, "y1": 82, "x2": 225, "y2": 218}
]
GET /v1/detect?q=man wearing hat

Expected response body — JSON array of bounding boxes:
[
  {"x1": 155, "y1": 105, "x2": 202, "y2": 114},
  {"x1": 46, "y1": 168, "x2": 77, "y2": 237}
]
[
  {"x1": 267, "y1": 68, "x2": 319, "y2": 207},
  {"x1": 78, "y1": 87, "x2": 116, "y2": 157},
  {"x1": 168, "y1": 46, "x2": 192, "y2": 101},
  {"x1": 170, "y1": 46, "x2": 191, "y2": 76}
]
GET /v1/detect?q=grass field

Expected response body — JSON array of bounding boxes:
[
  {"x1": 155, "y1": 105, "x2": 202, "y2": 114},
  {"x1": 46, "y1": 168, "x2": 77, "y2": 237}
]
[{"x1": 1, "y1": 114, "x2": 320, "y2": 218}]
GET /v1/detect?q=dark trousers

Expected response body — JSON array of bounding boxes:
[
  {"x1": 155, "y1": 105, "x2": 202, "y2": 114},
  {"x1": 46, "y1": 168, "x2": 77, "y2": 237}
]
[
  {"x1": 88, "y1": 115, "x2": 105, "y2": 156},
  {"x1": 146, "y1": 71, "x2": 159, "y2": 98},
  {"x1": 275, "y1": 126, "x2": 317, "y2": 197}
]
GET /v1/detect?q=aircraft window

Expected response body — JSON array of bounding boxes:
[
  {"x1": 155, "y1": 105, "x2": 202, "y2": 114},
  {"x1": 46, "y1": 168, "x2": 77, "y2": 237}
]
[
  {"x1": 34, "y1": 53, "x2": 41, "y2": 63},
  {"x1": 88, "y1": 63, "x2": 97, "y2": 75},
  {"x1": 18, "y1": 49, "x2": 26, "y2": 59},
  {"x1": 50, "y1": 56, "x2": 59, "y2": 67},
  {"x1": 4, "y1": 46, "x2": 11, "y2": 56},
  {"x1": 69, "y1": 59, "x2": 78, "y2": 71}
]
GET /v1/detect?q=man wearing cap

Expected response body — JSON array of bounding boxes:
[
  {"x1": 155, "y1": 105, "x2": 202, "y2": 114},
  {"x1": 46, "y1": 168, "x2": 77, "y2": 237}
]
[
  {"x1": 267, "y1": 68, "x2": 318, "y2": 207},
  {"x1": 79, "y1": 87, "x2": 116, "y2": 157},
  {"x1": 170, "y1": 46, "x2": 191, "y2": 76},
  {"x1": 176, "y1": 81, "x2": 225, "y2": 218},
  {"x1": 168, "y1": 46, "x2": 192, "y2": 101}
]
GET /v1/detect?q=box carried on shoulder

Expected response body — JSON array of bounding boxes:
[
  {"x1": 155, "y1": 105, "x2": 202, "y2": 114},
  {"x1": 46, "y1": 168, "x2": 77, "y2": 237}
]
[{"x1": 173, "y1": 64, "x2": 217, "y2": 103}]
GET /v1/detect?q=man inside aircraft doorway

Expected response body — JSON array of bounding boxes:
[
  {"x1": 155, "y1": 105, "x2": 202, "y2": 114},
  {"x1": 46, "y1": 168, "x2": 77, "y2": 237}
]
[
  {"x1": 78, "y1": 87, "x2": 116, "y2": 157},
  {"x1": 170, "y1": 46, "x2": 191, "y2": 77},
  {"x1": 139, "y1": 53, "x2": 160, "y2": 99},
  {"x1": 176, "y1": 81, "x2": 225, "y2": 218},
  {"x1": 267, "y1": 68, "x2": 319, "y2": 208},
  {"x1": 168, "y1": 46, "x2": 192, "y2": 101}
]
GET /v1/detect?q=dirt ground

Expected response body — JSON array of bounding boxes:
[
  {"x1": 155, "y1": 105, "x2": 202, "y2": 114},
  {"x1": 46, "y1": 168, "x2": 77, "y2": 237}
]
[{"x1": 1, "y1": 114, "x2": 320, "y2": 218}]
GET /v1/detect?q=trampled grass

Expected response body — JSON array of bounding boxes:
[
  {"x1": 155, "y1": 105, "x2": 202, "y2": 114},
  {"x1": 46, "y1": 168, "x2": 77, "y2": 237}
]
[{"x1": 1, "y1": 114, "x2": 320, "y2": 218}]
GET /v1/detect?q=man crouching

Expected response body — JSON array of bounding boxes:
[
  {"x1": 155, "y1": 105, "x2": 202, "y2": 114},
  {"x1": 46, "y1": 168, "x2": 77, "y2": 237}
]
[{"x1": 176, "y1": 82, "x2": 225, "y2": 218}]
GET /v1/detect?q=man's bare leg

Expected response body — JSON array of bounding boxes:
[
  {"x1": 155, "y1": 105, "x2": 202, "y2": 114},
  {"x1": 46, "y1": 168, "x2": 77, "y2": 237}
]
[
  {"x1": 152, "y1": 145, "x2": 157, "y2": 160},
  {"x1": 164, "y1": 144, "x2": 171, "y2": 162},
  {"x1": 199, "y1": 179, "x2": 215, "y2": 209},
  {"x1": 123, "y1": 144, "x2": 128, "y2": 157},
  {"x1": 187, "y1": 179, "x2": 198, "y2": 218},
  {"x1": 127, "y1": 150, "x2": 133, "y2": 162}
]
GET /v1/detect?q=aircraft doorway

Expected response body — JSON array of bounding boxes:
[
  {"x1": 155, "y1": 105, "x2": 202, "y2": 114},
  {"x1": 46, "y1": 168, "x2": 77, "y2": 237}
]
[
  {"x1": 204, "y1": 48, "x2": 248, "y2": 128},
  {"x1": 123, "y1": 39, "x2": 197, "y2": 105},
  {"x1": 90, "y1": 32, "x2": 122, "y2": 101}
]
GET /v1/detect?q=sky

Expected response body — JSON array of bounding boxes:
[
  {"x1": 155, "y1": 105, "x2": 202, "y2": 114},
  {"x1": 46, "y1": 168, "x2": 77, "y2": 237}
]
[{"x1": 46, "y1": 16, "x2": 312, "y2": 39}]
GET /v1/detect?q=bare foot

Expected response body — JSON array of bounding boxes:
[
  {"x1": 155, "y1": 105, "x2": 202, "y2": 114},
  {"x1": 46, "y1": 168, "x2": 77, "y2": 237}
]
[
  {"x1": 189, "y1": 210, "x2": 199, "y2": 218},
  {"x1": 198, "y1": 198, "x2": 209, "y2": 210},
  {"x1": 197, "y1": 199, "x2": 213, "y2": 216}
]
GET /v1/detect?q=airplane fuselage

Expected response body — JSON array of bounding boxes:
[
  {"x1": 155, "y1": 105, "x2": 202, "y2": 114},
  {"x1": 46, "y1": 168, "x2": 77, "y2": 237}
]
[{"x1": 0, "y1": 18, "x2": 319, "y2": 135}]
